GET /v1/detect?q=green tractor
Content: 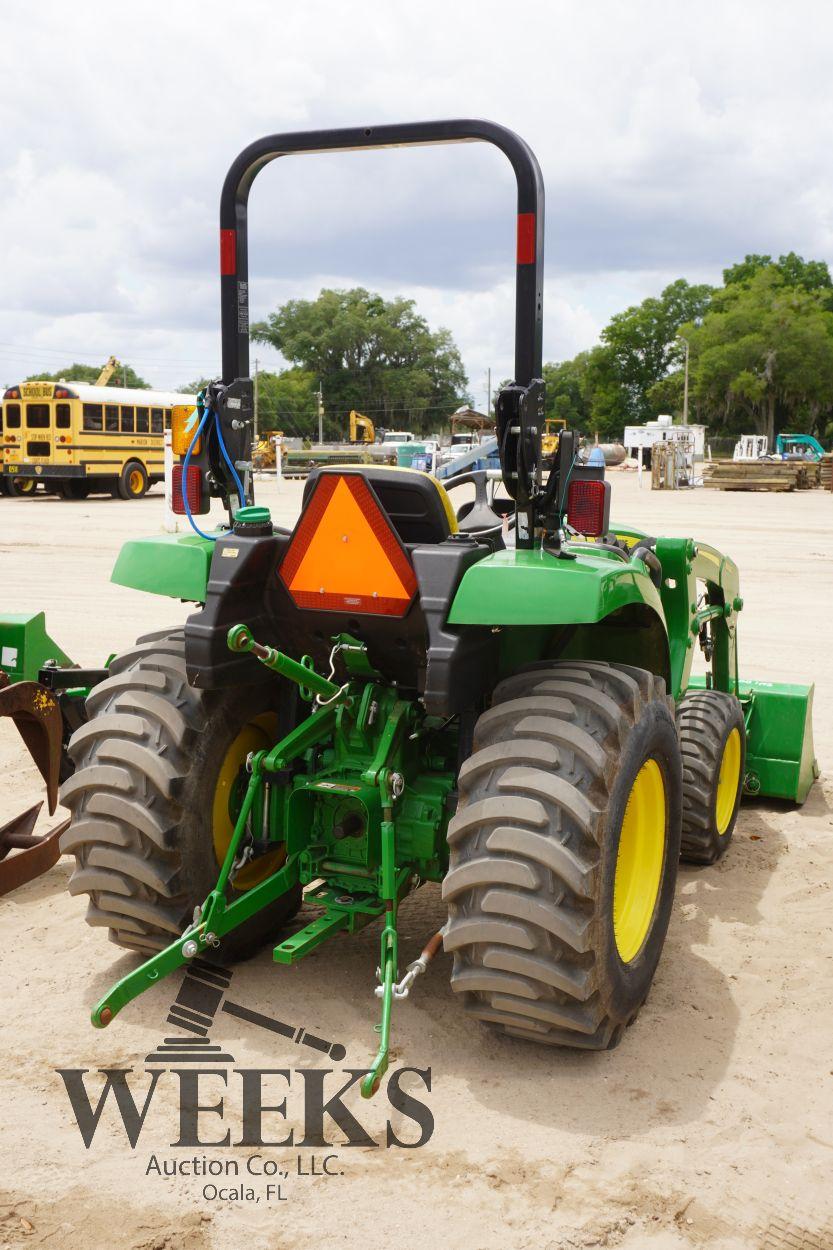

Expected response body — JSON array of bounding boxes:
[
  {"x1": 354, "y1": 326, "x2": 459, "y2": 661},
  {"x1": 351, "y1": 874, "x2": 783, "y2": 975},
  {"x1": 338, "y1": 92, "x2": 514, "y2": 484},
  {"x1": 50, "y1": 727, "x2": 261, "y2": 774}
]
[{"x1": 59, "y1": 121, "x2": 817, "y2": 1094}]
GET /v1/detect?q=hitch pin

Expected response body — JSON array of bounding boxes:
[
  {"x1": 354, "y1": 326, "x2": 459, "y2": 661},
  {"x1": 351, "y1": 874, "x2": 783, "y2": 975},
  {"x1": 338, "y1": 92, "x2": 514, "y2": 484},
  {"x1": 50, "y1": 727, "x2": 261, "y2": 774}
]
[{"x1": 376, "y1": 928, "x2": 445, "y2": 1001}]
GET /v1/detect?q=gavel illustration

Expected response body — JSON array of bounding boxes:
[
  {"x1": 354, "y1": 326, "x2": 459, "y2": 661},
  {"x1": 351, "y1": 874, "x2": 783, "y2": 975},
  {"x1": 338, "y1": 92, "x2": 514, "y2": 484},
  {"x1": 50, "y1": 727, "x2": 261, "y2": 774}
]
[{"x1": 145, "y1": 958, "x2": 347, "y2": 1065}]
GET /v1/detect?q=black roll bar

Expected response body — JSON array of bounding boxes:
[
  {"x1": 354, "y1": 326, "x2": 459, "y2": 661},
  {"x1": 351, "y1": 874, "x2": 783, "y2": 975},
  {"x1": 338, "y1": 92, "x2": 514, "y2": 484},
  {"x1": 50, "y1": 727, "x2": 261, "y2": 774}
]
[{"x1": 218, "y1": 119, "x2": 544, "y2": 388}]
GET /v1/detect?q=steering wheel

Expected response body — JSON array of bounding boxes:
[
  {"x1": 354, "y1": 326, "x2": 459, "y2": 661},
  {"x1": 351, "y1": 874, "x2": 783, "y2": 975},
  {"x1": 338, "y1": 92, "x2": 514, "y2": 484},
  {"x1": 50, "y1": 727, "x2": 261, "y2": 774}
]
[{"x1": 443, "y1": 469, "x2": 516, "y2": 538}]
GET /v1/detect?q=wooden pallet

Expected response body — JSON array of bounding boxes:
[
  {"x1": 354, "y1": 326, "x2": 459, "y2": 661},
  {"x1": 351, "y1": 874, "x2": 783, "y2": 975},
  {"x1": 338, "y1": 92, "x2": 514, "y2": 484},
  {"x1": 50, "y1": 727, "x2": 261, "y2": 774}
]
[
  {"x1": 821, "y1": 453, "x2": 833, "y2": 491},
  {"x1": 703, "y1": 459, "x2": 816, "y2": 491}
]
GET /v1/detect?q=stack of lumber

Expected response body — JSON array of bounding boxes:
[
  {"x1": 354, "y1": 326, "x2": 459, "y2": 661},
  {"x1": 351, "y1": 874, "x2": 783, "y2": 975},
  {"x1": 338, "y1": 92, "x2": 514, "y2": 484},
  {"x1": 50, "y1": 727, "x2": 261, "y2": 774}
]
[
  {"x1": 703, "y1": 459, "x2": 816, "y2": 491},
  {"x1": 821, "y1": 454, "x2": 833, "y2": 491}
]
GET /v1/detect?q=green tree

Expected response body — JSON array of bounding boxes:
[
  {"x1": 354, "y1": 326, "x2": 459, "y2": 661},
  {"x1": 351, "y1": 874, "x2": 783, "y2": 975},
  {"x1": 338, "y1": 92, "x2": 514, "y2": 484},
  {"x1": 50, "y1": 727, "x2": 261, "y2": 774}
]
[
  {"x1": 683, "y1": 268, "x2": 833, "y2": 442},
  {"x1": 541, "y1": 347, "x2": 633, "y2": 438},
  {"x1": 25, "y1": 361, "x2": 150, "y2": 388},
  {"x1": 723, "y1": 252, "x2": 833, "y2": 297},
  {"x1": 542, "y1": 353, "x2": 594, "y2": 425},
  {"x1": 255, "y1": 368, "x2": 321, "y2": 438},
  {"x1": 180, "y1": 377, "x2": 214, "y2": 395},
  {"x1": 645, "y1": 369, "x2": 685, "y2": 418},
  {"x1": 251, "y1": 288, "x2": 469, "y2": 432},
  {"x1": 599, "y1": 278, "x2": 713, "y2": 423}
]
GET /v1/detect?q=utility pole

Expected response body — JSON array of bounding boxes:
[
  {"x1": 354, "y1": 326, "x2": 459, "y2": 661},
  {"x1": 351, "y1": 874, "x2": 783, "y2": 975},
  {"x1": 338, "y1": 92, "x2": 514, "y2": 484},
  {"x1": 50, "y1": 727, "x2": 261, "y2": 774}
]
[
  {"x1": 253, "y1": 357, "x2": 260, "y2": 442},
  {"x1": 679, "y1": 336, "x2": 690, "y2": 425},
  {"x1": 316, "y1": 381, "x2": 324, "y2": 445},
  {"x1": 486, "y1": 367, "x2": 491, "y2": 415}
]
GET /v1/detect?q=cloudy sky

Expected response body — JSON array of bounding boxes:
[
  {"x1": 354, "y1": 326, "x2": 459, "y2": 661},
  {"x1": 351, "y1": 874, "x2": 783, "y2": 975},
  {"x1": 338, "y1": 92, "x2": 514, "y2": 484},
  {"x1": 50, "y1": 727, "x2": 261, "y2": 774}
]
[{"x1": 2, "y1": 0, "x2": 832, "y2": 409}]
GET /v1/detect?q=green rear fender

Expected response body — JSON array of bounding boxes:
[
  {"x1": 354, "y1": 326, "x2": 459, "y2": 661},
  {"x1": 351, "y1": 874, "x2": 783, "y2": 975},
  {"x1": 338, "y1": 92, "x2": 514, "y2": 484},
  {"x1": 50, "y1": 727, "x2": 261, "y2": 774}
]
[
  {"x1": 447, "y1": 546, "x2": 670, "y2": 679},
  {"x1": 111, "y1": 532, "x2": 215, "y2": 602}
]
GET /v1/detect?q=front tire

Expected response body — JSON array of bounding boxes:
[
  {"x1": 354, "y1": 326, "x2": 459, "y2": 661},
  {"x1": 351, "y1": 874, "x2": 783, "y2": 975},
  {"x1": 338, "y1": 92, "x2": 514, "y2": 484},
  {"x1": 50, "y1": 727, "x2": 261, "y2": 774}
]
[
  {"x1": 59, "y1": 631, "x2": 301, "y2": 958},
  {"x1": 118, "y1": 461, "x2": 149, "y2": 499},
  {"x1": 443, "y1": 661, "x2": 682, "y2": 1049},
  {"x1": 677, "y1": 689, "x2": 745, "y2": 864}
]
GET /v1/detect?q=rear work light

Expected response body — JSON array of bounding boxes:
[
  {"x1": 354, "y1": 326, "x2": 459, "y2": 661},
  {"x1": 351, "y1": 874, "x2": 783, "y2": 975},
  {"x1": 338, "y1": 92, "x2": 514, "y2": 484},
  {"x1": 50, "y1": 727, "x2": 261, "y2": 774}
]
[
  {"x1": 171, "y1": 463, "x2": 207, "y2": 515},
  {"x1": 566, "y1": 478, "x2": 611, "y2": 537}
]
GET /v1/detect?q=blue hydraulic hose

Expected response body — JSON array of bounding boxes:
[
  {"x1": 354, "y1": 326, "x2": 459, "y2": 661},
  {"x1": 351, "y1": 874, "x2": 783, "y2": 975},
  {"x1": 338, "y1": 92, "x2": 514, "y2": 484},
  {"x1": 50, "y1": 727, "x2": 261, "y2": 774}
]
[
  {"x1": 213, "y1": 411, "x2": 247, "y2": 506},
  {"x1": 180, "y1": 391, "x2": 248, "y2": 541},
  {"x1": 181, "y1": 403, "x2": 218, "y2": 541}
]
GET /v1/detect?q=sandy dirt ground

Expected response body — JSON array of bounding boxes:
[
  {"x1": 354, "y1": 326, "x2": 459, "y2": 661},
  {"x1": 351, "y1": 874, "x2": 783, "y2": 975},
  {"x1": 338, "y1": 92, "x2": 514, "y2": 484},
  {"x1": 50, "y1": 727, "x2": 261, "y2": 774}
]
[{"x1": 1, "y1": 473, "x2": 831, "y2": 1250}]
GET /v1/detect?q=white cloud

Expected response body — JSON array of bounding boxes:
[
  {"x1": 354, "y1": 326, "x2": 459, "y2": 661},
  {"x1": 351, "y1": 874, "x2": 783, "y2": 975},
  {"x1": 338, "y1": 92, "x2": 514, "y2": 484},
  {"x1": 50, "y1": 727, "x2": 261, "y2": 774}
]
[{"x1": 1, "y1": 0, "x2": 833, "y2": 392}]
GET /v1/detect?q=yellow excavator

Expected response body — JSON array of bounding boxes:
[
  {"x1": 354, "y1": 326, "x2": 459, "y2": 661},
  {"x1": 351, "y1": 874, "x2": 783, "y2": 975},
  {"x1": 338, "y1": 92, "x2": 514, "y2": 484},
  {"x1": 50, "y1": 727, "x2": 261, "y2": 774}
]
[
  {"x1": 252, "y1": 430, "x2": 284, "y2": 470},
  {"x1": 539, "y1": 416, "x2": 568, "y2": 468},
  {"x1": 349, "y1": 410, "x2": 375, "y2": 443},
  {"x1": 94, "y1": 356, "x2": 121, "y2": 386},
  {"x1": 542, "y1": 416, "x2": 567, "y2": 460}
]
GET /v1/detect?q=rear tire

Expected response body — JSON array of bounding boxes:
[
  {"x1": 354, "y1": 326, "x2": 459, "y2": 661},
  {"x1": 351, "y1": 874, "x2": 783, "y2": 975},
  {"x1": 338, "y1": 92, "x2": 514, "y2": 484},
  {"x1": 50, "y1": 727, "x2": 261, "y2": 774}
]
[
  {"x1": 677, "y1": 689, "x2": 745, "y2": 864},
  {"x1": 59, "y1": 630, "x2": 302, "y2": 958},
  {"x1": 118, "y1": 461, "x2": 148, "y2": 499},
  {"x1": 443, "y1": 661, "x2": 682, "y2": 1049},
  {"x1": 7, "y1": 477, "x2": 37, "y2": 496}
]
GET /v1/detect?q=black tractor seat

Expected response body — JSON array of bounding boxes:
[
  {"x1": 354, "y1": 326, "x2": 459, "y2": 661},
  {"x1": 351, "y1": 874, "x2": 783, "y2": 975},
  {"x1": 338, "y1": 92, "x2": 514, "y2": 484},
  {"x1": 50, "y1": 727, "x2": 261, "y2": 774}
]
[{"x1": 303, "y1": 464, "x2": 457, "y2": 547}]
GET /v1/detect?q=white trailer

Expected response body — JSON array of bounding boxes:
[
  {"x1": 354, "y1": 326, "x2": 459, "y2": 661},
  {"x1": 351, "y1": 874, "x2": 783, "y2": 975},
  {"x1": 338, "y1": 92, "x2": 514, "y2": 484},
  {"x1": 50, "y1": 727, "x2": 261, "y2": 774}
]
[{"x1": 624, "y1": 414, "x2": 706, "y2": 458}]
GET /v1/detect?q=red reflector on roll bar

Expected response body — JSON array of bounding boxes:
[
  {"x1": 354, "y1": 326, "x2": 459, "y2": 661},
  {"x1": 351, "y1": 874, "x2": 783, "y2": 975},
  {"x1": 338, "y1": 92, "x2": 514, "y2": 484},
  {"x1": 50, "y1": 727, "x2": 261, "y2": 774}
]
[
  {"x1": 516, "y1": 213, "x2": 536, "y2": 264},
  {"x1": 220, "y1": 229, "x2": 236, "y2": 275}
]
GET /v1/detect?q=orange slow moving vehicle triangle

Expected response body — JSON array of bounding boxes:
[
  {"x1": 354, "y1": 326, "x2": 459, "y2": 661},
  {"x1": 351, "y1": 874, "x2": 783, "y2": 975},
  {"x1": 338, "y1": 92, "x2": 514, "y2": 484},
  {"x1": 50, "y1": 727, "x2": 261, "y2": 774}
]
[{"x1": 279, "y1": 474, "x2": 417, "y2": 616}]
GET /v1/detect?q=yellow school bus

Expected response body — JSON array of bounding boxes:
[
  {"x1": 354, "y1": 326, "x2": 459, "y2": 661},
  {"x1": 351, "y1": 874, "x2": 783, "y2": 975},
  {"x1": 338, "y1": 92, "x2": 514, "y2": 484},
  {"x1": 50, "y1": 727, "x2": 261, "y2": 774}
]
[{"x1": 1, "y1": 380, "x2": 195, "y2": 499}]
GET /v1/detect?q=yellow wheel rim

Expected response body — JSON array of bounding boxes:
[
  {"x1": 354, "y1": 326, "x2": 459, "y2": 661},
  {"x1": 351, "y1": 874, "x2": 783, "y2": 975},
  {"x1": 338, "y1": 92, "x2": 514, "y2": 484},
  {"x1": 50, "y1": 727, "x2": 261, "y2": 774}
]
[
  {"x1": 128, "y1": 469, "x2": 144, "y2": 495},
  {"x1": 212, "y1": 713, "x2": 285, "y2": 890},
  {"x1": 715, "y1": 727, "x2": 741, "y2": 835},
  {"x1": 613, "y1": 758, "x2": 666, "y2": 963}
]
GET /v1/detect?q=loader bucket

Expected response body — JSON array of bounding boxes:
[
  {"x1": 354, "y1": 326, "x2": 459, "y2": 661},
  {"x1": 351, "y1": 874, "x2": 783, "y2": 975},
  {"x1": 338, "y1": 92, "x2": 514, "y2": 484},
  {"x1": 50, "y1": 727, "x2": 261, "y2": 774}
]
[
  {"x1": 0, "y1": 675, "x2": 63, "y2": 813},
  {"x1": 690, "y1": 676, "x2": 819, "y2": 803}
]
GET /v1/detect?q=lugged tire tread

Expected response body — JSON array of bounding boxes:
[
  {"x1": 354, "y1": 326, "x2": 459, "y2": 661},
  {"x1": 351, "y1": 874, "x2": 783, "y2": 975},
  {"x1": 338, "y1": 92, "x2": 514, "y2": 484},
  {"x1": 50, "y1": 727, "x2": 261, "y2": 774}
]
[
  {"x1": 444, "y1": 659, "x2": 671, "y2": 1050},
  {"x1": 60, "y1": 632, "x2": 300, "y2": 955},
  {"x1": 677, "y1": 688, "x2": 744, "y2": 864}
]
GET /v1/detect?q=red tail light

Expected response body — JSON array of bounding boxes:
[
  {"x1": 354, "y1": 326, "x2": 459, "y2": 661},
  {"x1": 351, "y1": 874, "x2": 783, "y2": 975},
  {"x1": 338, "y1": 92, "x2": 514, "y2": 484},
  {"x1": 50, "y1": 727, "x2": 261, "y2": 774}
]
[
  {"x1": 567, "y1": 478, "x2": 610, "y2": 537},
  {"x1": 171, "y1": 464, "x2": 205, "y2": 515}
]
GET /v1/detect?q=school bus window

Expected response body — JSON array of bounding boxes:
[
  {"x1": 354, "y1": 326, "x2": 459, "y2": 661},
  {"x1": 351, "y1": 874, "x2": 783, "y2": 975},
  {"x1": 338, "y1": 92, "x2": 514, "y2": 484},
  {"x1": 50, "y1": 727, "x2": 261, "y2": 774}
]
[
  {"x1": 136, "y1": 407, "x2": 149, "y2": 433},
  {"x1": 26, "y1": 404, "x2": 50, "y2": 429},
  {"x1": 121, "y1": 406, "x2": 135, "y2": 433},
  {"x1": 164, "y1": 411, "x2": 172, "y2": 430},
  {"x1": 151, "y1": 408, "x2": 163, "y2": 433},
  {"x1": 105, "y1": 405, "x2": 119, "y2": 433},
  {"x1": 5, "y1": 404, "x2": 21, "y2": 428},
  {"x1": 56, "y1": 404, "x2": 71, "y2": 429},
  {"x1": 83, "y1": 403, "x2": 103, "y2": 432}
]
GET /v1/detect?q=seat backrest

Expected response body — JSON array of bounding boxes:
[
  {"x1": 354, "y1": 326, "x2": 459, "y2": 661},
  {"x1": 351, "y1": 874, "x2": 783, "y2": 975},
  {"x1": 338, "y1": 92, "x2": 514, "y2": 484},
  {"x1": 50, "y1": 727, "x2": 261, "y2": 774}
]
[{"x1": 303, "y1": 464, "x2": 456, "y2": 546}]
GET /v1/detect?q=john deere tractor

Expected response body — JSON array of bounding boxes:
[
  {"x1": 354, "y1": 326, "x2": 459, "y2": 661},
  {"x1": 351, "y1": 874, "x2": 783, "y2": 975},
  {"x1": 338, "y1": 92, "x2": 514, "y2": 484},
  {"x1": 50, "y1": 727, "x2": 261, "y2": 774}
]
[{"x1": 59, "y1": 121, "x2": 817, "y2": 1093}]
